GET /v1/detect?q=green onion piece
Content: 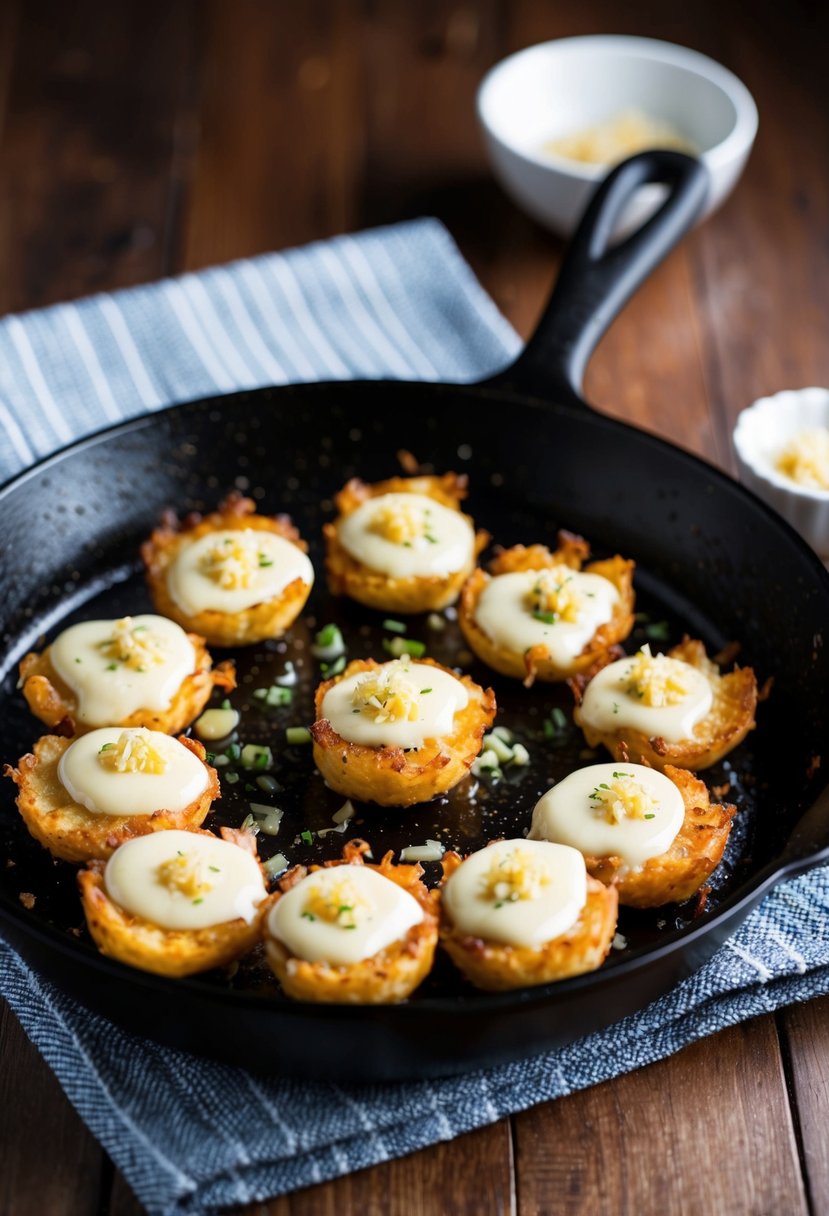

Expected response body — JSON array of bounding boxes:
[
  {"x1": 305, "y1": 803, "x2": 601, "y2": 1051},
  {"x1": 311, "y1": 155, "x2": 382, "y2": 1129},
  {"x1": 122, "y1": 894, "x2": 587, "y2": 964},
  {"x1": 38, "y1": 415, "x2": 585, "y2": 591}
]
[
  {"x1": 312, "y1": 623, "x2": 345, "y2": 659},
  {"x1": 286, "y1": 726, "x2": 312, "y2": 746},
  {"x1": 264, "y1": 853, "x2": 289, "y2": 880},
  {"x1": 226, "y1": 742, "x2": 242, "y2": 762},
  {"x1": 382, "y1": 636, "x2": 426, "y2": 659},
  {"x1": 382, "y1": 618, "x2": 407, "y2": 634},
  {"x1": 249, "y1": 804, "x2": 283, "y2": 836},
  {"x1": 532, "y1": 610, "x2": 558, "y2": 624},
  {"x1": 644, "y1": 620, "x2": 671, "y2": 641},
  {"x1": 321, "y1": 655, "x2": 347, "y2": 677},
  {"x1": 241, "y1": 743, "x2": 273, "y2": 771},
  {"x1": 224, "y1": 771, "x2": 240, "y2": 785},
  {"x1": 265, "y1": 685, "x2": 293, "y2": 707},
  {"x1": 256, "y1": 774, "x2": 279, "y2": 793},
  {"x1": 221, "y1": 698, "x2": 231, "y2": 710},
  {"x1": 300, "y1": 829, "x2": 314, "y2": 845},
  {"x1": 240, "y1": 813, "x2": 259, "y2": 834}
]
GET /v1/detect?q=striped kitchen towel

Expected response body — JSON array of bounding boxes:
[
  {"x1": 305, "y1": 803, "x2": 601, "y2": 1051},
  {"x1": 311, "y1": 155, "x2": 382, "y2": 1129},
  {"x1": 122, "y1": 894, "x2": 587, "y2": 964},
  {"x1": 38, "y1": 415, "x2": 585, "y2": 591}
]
[{"x1": 0, "y1": 218, "x2": 828, "y2": 1216}]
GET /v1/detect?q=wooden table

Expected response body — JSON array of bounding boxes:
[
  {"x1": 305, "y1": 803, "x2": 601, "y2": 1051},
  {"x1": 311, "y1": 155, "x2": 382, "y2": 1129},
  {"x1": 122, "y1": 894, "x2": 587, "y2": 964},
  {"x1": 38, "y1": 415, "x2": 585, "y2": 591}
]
[{"x1": 1, "y1": 1, "x2": 828, "y2": 1212}]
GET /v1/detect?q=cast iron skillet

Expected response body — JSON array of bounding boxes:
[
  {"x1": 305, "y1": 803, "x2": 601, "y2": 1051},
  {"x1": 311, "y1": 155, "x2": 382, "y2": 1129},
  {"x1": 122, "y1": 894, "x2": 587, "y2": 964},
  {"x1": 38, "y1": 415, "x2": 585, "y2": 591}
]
[{"x1": 2, "y1": 152, "x2": 829, "y2": 1082}]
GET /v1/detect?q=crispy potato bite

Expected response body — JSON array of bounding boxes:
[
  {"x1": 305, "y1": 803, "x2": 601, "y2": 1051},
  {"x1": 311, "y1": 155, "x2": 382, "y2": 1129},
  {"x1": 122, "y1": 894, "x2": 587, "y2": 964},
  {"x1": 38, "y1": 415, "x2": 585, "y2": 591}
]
[
  {"x1": 323, "y1": 472, "x2": 488, "y2": 613},
  {"x1": 310, "y1": 657, "x2": 496, "y2": 807},
  {"x1": 141, "y1": 492, "x2": 313, "y2": 647},
  {"x1": 263, "y1": 839, "x2": 439, "y2": 1003},
  {"x1": 439, "y1": 848, "x2": 617, "y2": 992},
  {"x1": 3, "y1": 733, "x2": 218, "y2": 864},
  {"x1": 582, "y1": 765, "x2": 735, "y2": 908},
  {"x1": 78, "y1": 828, "x2": 270, "y2": 977},
  {"x1": 459, "y1": 533, "x2": 635, "y2": 685},
  {"x1": 19, "y1": 629, "x2": 233, "y2": 738},
  {"x1": 571, "y1": 638, "x2": 758, "y2": 771}
]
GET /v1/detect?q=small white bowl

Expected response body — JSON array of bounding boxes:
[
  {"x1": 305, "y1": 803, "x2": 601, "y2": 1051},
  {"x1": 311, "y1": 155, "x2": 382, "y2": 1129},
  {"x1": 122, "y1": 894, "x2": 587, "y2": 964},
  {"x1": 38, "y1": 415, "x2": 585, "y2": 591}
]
[
  {"x1": 477, "y1": 35, "x2": 758, "y2": 236},
  {"x1": 733, "y1": 387, "x2": 829, "y2": 559}
]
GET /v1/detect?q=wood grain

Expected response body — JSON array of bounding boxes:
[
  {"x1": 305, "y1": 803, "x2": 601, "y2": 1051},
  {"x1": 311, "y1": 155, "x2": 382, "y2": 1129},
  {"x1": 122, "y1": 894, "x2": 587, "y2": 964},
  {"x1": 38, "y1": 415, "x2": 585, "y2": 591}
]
[
  {"x1": 0, "y1": 0, "x2": 198, "y2": 313},
  {"x1": 0, "y1": 997, "x2": 103, "y2": 1216},
  {"x1": 513, "y1": 1019, "x2": 808, "y2": 1216},
  {"x1": 782, "y1": 996, "x2": 829, "y2": 1214}
]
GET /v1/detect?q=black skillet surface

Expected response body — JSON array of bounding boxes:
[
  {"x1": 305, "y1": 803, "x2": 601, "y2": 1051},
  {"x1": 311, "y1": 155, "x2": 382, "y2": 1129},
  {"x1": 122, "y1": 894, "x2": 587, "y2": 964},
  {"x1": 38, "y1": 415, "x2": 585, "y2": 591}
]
[{"x1": 2, "y1": 153, "x2": 829, "y2": 1081}]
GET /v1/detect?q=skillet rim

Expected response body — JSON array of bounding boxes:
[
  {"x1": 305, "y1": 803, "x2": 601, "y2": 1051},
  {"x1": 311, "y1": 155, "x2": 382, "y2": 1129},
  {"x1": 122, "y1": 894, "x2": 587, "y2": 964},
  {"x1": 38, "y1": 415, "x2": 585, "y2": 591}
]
[{"x1": 1, "y1": 377, "x2": 829, "y2": 1024}]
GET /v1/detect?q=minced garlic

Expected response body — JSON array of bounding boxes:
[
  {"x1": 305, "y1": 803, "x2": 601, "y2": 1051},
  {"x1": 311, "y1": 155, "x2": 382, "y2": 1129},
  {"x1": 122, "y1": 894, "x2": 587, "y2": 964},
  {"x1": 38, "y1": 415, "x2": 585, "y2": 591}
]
[
  {"x1": 775, "y1": 428, "x2": 829, "y2": 491},
  {"x1": 156, "y1": 852, "x2": 216, "y2": 900},
  {"x1": 527, "y1": 566, "x2": 583, "y2": 623},
  {"x1": 544, "y1": 108, "x2": 694, "y2": 166},
  {"x1": 481, "y1": 847, "x2": 551, "y2": 906},
  {"x1": 368, "y1": 499, "x2": 437, "y2": 546},
  {"x1": 98, "y1": 729, "x2": 168, "y2": 774},
  {"x1": 198, "y1": 531, "x2": 269, "y2": 589},
  {"x1": 624, "y1": 644, "x2": 690, "y2": 707},
  {"x1": 301, "y1": 877, "x2": 368, "y2": 930},
  {"x1": 351, "y1": 661, "x2": 420, "y2": 724},
  {"x1": 98, "y1": 617, "x2": 166, "y2": 671},
  {"x1": 590, "y1": 772, "x2": 658, "y2": 824}
]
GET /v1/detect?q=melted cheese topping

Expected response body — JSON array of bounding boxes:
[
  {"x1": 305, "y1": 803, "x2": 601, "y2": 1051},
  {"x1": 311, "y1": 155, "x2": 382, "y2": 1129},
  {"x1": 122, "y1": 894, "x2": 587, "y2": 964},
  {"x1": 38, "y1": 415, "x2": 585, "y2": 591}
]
[
  {"x1": 50, "y1": 615, "x2": 196, "y2": 727},
  {"x1": 775, "y1": 428, "x2": 829, "y2": 491},
  {"x1": 267, "y1": 864, "x2": 424, "y2": 964},
  {"x1": 167, "y1": 529, "x2": 314, "y2": 615},
  {"x1": 104, "y1": 830, "x2": 266, "y2": 929},
  {"x1": 58, "y1": 728, "x2": 209, "y2": 817},
  {"x1": 442, "y1": 839, "x2": 587, "y2": 948},
  {"x1": 321, "y1": 660, "x2": 469, "y2": 748},
  {"x1": 474, "y1": 568, "x2": 619, "y2": 667},
  {"x1": 530, "y1": 763, "x2": 685, "y2": 867},
  {"x1": 337, "y1": 493, "x2": 475, "y2": 579},
  {"x1": 579, "y1": 647, "x2": 713, "y2": 743}
]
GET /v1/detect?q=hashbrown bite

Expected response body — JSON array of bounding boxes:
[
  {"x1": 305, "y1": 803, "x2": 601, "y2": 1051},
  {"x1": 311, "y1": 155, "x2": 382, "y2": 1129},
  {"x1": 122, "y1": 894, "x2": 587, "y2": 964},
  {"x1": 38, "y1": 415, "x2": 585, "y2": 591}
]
[
  {"x1": 78, "y1": 826, "x2": 270, "y2": 977},
  {"x1": 571, "y1": 637, "x2": 758, "y2": 771},
  {"x1": 19, "y1": 614, "x2": 234, "y2": 737},
  {"x1": 4, "y1": 730, "x2": 219, "y2": 864},
  {"x1": 439, "y1": 839, "x2": 618, "y2": 992},
  {"x1": 323, "y1": 472, "x2": 488, "y2": 613},
  {"x1": 263, "y1": 838, "x2": 439, "y2": 1003},
  {"x1": 459, "y1": 534, "x2": 635, "y2": 685},
  {"x1": 141, "y1": 492, "x2": 314, "y2": 648},
  {"x1": 310, "y1": 656, "x2": 496, "y2": 807}
]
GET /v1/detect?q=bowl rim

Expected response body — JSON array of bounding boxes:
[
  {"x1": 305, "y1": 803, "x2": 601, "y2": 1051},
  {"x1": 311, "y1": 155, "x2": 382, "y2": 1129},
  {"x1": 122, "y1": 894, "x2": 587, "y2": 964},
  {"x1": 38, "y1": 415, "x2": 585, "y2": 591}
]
[
  {"x1": 476, "y1": 33, "x2": 759, "y2": 181},
  {"x1": 733, "y1": 386, "x2": 829, "y2": 502}
]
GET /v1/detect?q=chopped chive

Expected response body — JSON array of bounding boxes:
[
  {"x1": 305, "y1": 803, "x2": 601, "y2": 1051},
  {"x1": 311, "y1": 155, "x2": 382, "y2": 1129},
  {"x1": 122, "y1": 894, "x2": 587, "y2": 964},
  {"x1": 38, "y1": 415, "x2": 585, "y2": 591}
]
[
  {"x1": 221, "y1": 698, "x2": 231, "y2": 710},
  {"x1": 192, "y1": 898, "x2": 204, "y2": 905},
  {"x1": 226, "y1": 742, "x2": 241, "y2": 761},
  {"x1": 321, "y1": 655, "x2": 346, "y2": 677},
  {"x1": 382, "y1": 618, "x2": 407, "y2": 634},
  {"x1": 644, "y1": 813, "x2": 656, "y2": 820},
  {"x1": 420, "y1": 687, "x2": 432, "y2": 694},
  {"x1": 106, "y1": 662, "x2": 118, "y2": 671},
  {"x1": 286, "y1": 726, "x2": 312, "y2": 746},
  {"x1": 98, "y1": 743, "x2": 115, "y2": 752},
  {"x1": 532, "y1": 610, "x2": 558, "y2": 625},
  {"x1": 383, "y1": 636, "x2": 425, "y2": 659},
  {"x1": 208, "y1": 865, "x2": 220, "y2": 873},
  {"x1": 644, "y1": 620, "x2": 671, "y2": 641}
]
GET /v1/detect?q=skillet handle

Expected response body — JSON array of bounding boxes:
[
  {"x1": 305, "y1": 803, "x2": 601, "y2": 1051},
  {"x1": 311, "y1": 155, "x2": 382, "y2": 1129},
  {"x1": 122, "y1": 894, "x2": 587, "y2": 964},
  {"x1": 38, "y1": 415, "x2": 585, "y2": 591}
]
[{"x1": 484, "y1": 150, "x2": 710, "y2": 403}]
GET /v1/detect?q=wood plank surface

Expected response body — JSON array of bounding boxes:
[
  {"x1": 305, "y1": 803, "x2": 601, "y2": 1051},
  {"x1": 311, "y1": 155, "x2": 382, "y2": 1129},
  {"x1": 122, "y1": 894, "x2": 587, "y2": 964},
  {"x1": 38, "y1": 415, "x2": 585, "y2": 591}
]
[
  {"x1": 0, "y1": 2, "x2": 827, "y2": 1215},
  {"x1": 513, "y1": 1019, "x2": 807, "y2": 1216},
  {"x1": 0, "y1": 999, "x2": 103, "y2": 1216}
]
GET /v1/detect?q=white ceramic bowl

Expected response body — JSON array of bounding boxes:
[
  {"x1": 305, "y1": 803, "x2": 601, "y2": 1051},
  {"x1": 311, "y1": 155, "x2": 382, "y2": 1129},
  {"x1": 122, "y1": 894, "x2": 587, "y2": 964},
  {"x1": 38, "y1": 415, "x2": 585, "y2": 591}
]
[
  {"x1": 477, "y1": 35, "x2": 758, "y2": 236},
  {"x1": 733, "y1": 387, "x2": 829, "y2": 559}
]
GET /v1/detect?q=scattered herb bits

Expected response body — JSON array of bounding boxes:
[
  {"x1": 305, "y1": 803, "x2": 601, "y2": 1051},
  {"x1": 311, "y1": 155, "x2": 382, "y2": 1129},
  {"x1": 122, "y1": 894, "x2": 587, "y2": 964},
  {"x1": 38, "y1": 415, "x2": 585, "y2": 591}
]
[
  {"x1": 240, "y1": 743, "x2": 273, "y2": 771},
  {"x1": 312, "y1": 623, "x2": 345, "y2": 660},
  {"x1": 286, "y1": 726, "x2": 312, "y2": 746},
  {"x1": 382, "y1": 636, "x2": 426, "y2": 659}
]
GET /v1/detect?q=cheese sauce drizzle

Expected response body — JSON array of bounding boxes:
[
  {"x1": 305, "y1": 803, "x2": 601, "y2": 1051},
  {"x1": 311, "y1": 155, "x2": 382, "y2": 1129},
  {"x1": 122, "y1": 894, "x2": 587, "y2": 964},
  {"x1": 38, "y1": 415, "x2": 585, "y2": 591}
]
[
  {"x1": 579, "y1": 645, "x2": 713, "y2": 742},
  {"x1": 321, "y1": 660, "x2": 469, "y2": 749},
  {"x1": 104, "y1": 830, "x2": 266, "y2": 930},
  {"x1": 442, "y1": 839, "x2": 587, "y2": 948},
  {"x1": 58, "y1": 727, "x2": 209, "y2": 817},
  {"x1": 474, "y1": 566, "x2": 619, "y2": 666},
  {"x1": 530, "y1": 763, "x2": 685, "y2": 867},
  {"x1": 267, "y1": 864, "x2": 424, "y2": 964},
  {"x1": 50, "y1": 615, "x2": 197, "y2": 727},
  {"x1": 167, "y1": 529, "x2": 314, "y2": 615},
  {"x1": 338, "y1": 492, "x2": 475, "y2": 579}
]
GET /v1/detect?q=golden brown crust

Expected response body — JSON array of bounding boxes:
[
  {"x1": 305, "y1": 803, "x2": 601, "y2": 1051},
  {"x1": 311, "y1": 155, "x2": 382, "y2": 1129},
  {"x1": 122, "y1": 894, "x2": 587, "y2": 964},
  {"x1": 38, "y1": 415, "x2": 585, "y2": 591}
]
[
  {"x1": 3, "y1": 734, "x2": 219, "y2": 864},
  {"x1": 571, "y1": 637, "x2": 758, "y2": 771},
  {"x1": 77, "y1": 827, "x2": 271, "y2": 977},
  {"x1": 323, "y1": 473, "x2": 489, "y2": 613},
  {"x1": 439, "y1": 855, "x2": 618, "y2": 992},
  {"x1": 263, "y1": 839, "x2": 439, "y2": 1003},
  {"x1": 18, "y1": 633, "x2": 233, "y2": 739},
  {"x1": 140, "y1": 492, "x2": 313, "y2": 647},
  {"x1": 583, "y1": 765, "x2": 736, "y2": 908},
  {"x1": 310, "y1": 657, "x2": 496, "y2": 807},
  {"x1": 458, "y1": 534, "x2": 636, "y2": 685}
]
